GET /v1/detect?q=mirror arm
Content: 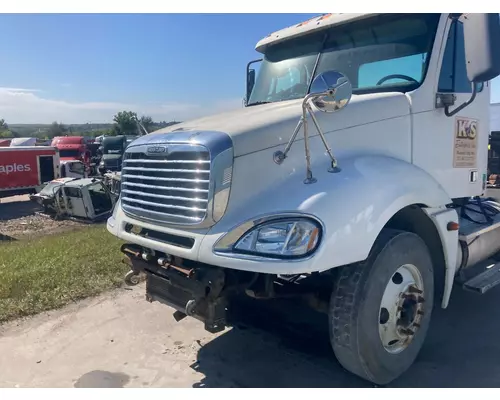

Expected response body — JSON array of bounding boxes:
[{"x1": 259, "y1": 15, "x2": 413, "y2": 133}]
[
  {"x1": 273, "y1": 89, "x2": 341, "y2": 183},
  {"x1": 307, "y1": 103, "x2": 340, "y2": 173},
  {"x1": 274, "y1": 91, "x2": 330, "y2": 165},
  {"x1": 302, "y1": 97, "x2": 316, "y2": 184},
  {"x1": 445, "y1": 82, "x2": 478, "y2": 117}
]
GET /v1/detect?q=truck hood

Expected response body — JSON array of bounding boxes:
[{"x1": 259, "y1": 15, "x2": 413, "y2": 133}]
[{"x1": 151, "y1": 92, "x2": 411, "y2": 157}]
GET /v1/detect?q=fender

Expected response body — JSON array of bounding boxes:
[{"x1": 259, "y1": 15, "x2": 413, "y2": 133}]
[{"x1": 201, "y1": 152, "x2": 453, "y2": 275}]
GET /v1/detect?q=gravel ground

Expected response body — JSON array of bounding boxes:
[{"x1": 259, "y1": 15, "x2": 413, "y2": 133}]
[
  {"x1": 2, "y1": 281, "x2": 500, "y2": 388},
  {"x1": 0, "y1": 195, "x2": 85, "y2": 241}
]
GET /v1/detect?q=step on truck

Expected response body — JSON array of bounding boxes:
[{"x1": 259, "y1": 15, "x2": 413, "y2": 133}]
[{"x1": 107, "y1": 13, "x2": 500, "y2": 385}]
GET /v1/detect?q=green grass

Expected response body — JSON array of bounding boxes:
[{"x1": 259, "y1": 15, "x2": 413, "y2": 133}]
[{"x1": 0, "y1": 225, "x2": 127, "y2": 323}]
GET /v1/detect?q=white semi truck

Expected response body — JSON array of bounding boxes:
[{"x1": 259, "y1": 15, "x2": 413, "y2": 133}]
[{"x1": 107, "y1": 13, "x2": 500, "y2": 385}]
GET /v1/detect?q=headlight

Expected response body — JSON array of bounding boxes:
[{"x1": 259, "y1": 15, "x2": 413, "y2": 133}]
[
  {"x1": 233, "y1": 219, "x2": 321, "y2": 258},
  {"x1": 99, "y1": 161, "x2": 104, "y2": 166}
]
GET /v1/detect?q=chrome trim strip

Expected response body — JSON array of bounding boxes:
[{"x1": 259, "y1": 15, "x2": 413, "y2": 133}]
[
  {"x1": 121, "y1": 189, "x2": 208, "y2": 203},
  {"x1": 124, "y1": 167, "x2": 210, "y2": 174},
  {"x1": 123, "y1": 159, "x2": 210, "y2": 164},
  {"x1": 122, "y1": 197, "x2": 206, "y2": 212},
  {"x1": 122, "y1": 204, "x2": 201, "y2": 222},
  {"x1": 121, "y1": 181, "x2": 208, "y2": 193},
  {"x1": 122, "y1": 174, "x2": 210, "y2": 184}
]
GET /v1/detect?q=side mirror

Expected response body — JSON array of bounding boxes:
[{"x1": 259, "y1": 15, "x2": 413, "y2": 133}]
[
  {"x1": 463, "y1": 13, "x2": 500, "y2": 83},
  {"x1": 308, "y1": 70, "x2": 353, "y2": 113},
  {"x1": 248, "y1": 69, "x2": 256, "y2": 91},
  {"x1": 246, "y1": 68, "x2": 256, "y2": 103},
  {"x1": 245, "y1": 58, "x2": 262, "y2": 105}
]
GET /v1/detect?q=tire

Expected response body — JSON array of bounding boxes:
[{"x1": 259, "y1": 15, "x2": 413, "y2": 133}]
[{"x1": 330, "y1": 229, "x2": 434, "y2": 385}]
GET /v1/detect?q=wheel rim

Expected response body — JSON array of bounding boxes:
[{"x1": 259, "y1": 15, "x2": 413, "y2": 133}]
[{"x1": 378, "y1": 263, "x2": 425, "y2": 354}]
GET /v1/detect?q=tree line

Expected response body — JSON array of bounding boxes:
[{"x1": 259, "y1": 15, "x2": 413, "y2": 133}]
[{"x1": 0, "y1": 111, "x2": 181, "y2": 139}]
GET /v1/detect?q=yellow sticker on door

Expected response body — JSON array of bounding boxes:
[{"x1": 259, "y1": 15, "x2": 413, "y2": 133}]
[{"x1": 453, "y1": 117, "x2": 478, "y2": 168}]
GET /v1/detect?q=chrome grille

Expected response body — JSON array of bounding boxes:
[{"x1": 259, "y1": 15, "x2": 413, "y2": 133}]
[{"x1": 121, "y1": 144, "x2": 211, "y2": 225}]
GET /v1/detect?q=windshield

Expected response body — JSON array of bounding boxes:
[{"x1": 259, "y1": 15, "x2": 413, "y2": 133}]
[
  {"x1": 59, "y1": 149, "x2": 80, "y2": 158},
  {"x1": 39, "y1": 181, "x2": 64, "y2": 197},
  {"x1": 248, "y1": 13, "x2": 441, "y2": 106}
]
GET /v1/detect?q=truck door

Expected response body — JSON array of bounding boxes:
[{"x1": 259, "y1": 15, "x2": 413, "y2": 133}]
[
  {"x1": 39, "y1": 155, "x2": 55, "y2": 184},
  {"x1": 437, "y1": 17, "x2": 489, "y2": 195},
  {"x1": 412, "y1": 15, "x2": 490, "y2": 199}
]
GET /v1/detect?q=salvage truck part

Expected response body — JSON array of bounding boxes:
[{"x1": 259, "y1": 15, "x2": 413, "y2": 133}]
[
  {"x1": 107, "y1": 13, "x2": 500, "y2": 385},
  {"x1": 31, "y1": 177, "x2": 116, "y2": 222}
]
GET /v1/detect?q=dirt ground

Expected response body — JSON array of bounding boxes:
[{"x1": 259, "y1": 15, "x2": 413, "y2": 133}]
[
  {"x1": 0, "y1": 195, "x2": 84, "y2": 241},
  {"x1": 2, "y1": 190, "x2": 500, "y2": 387},
  {"x1": 2, "y1": 280, "x2": 500, "y2": 388}
]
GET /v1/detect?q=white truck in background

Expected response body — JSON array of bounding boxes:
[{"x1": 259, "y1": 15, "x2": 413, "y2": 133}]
[{"x1": 107, "y1": 13, "x2": 500, "y2": 385}]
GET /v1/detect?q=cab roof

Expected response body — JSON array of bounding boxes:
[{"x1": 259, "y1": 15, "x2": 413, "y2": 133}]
[
  {"x1": 64, "y1": 177, "x2": 101, "y2": 188},
  {"x1": 255, "y1": 13, "x2": 376, "y2": 53}
]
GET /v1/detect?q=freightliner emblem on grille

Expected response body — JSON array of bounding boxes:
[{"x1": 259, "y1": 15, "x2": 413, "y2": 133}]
[{"x1": 147, "y1": 146, "x2": 168, "y2": 154}]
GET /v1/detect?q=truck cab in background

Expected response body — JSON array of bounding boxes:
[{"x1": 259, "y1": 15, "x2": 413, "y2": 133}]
[
  {"x1": 107, "y1": 13, "x2": 500, "y2": 385},
  {"x1": 98, "y1": 135, "x2": 128, "y2": 175},
  {"x1": 51, "y1": 136, "x2": 91, "y2": 175},
  {"x1": 60, "y1": 160, "x2": 87, "y2": 179}
]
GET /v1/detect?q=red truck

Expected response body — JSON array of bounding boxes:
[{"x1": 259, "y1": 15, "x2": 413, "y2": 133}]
[
  {"x1": 51, "y1": 136, "x2": 91, "y2": 173},
  {"x1": 0, "y1": 146, "x2": 60, "y2": 198}
]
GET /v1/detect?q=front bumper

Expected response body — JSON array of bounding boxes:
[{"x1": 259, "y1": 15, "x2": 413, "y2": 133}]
[
  {"x1": 107, "y1": 204, "x2": 327, "y2": 275},
  {"x1": 122, "y1": 244, "x2": 234, "y2": 333}
]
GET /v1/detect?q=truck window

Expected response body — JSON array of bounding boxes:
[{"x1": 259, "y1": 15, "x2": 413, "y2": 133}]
[
  {"x1": 69, "y1": 162, "x2": 85, "y2": 176},
  {"x1": 88, "y1": 182, "x2": 113, "y2": 215},
  {"x1": 357, "y1": 54, "x2": 427, "y2": 88},
  {"x1": 64, "y1": 187, "x2": 82, "y2": 198},
  {"x1": 59, "y1": 149, "x2": 80, "y2": 158},
  {"x1": 315, "y1": 14, "x2": 439, "y2": 92},
  {"x1": 248, "y1": 33, "x2": 323, "y2": 104},
  {"x1": 438, "y1": 19, "x2": 484, "y2": 94},
  {"x1": 248, "y1": 13, "x2": 440, "y2": 105},
  {"x1": 273, "y1": 66, "x2": 302, "y2": 96}
]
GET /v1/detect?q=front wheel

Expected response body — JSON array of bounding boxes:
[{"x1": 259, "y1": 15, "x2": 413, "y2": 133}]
[{"x1": 330, "y1": 229, "x2": 434, "y2": 385}]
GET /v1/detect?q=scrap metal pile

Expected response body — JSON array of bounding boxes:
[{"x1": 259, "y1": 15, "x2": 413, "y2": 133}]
[{"x1": 30, "y1": 172, "x2": 121, "y2": 223}]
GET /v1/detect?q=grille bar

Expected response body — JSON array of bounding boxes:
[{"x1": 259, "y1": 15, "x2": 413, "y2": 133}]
[
  {"x1": 122, "y1": 174, "x2": 210, "y2": 183},
  {"x1": 123, "y1": 204, "x2": 202, "y2": 222},
  {"x1": 124, "y1": 159, "x2": 210, "y2": 165},
  {"x1": 121, "y1": 181, "x2": 209, "y2": 193},
  {"x1": 122, "y1": 189, "x2": 208, "y2": 203},
  {"x1": 124, "y1": 166, "x2": 210, "y2": 174},
  {"x1": 122, "y1": 197, "x2": 205, "y2": 212}
]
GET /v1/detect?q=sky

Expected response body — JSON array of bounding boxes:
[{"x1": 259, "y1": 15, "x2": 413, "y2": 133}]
[{"x1": 1, "y1": 13, "x2": 500, "y2": 124}]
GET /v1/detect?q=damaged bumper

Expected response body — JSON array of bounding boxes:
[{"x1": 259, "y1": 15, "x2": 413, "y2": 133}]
[{"x1": 121, "y1": 243, "x2": 240, "y2": 333}]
